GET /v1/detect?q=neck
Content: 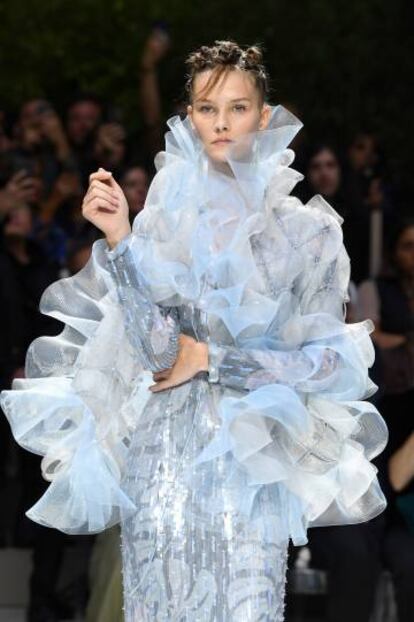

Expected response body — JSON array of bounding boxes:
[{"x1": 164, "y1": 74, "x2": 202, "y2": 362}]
[{"x1": 208, "y1": 157, "x2": 234, "y2": 178}]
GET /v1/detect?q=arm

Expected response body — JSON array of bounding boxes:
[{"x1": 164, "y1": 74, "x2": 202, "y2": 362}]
[
  {"x1": 207, "y1": 235, "x2": 373, "y2": 400},
  {"x1": 138, "y1": 29, "x2": 170, "y2": 159},
  {"x1": 105, "y1": 234, "x2": 179, "y2": 372},
  {"x1": 207, "y1": 340, "x2": 340, "y2": 393},
  {"x1": 81, "y1": 168, "x2": 179, "y2": 374}
]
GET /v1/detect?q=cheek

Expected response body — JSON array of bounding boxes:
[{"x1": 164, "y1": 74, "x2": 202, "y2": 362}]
[
  {"x1": 192, "y1": 116, "x2": 210, "y2": 141},
  {"x1": 233, "y1": 112, "x2": 261, "y2": 134},
  {"x1": 396, "y1": 250, "x2": 410, "y2": 268}
]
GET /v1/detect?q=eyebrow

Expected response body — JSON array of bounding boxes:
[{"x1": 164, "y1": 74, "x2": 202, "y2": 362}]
[{"x1": 195, "y1": 97, "x2": 252, "y2": 103}]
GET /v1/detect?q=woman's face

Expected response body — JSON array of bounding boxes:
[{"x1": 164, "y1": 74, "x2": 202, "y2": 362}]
[
  {"x1": 4, "y1": 204, "x2": 33, "y2": 238},
  {"x1": 187, "y1": 68, "x2": 271, "y2": 163},
  {"x1": 308, "y1": 148, "x2": 341, "y2": 198},
  {"x1": 348, "y1": 133, "x2": 377, "y2": 171},
  {"x1": 121, "y1": 167, "x2": 149, "y2": 216},
  {"x1": 394, "y1": 226, "x2": 414, "y2": 277}
]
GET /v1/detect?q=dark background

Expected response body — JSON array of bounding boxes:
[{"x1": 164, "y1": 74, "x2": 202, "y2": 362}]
[{"x1": 1, "y1": 0, "x2": 413, "y2": 195}]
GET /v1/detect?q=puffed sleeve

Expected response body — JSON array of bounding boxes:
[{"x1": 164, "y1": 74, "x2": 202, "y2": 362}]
[
  {"x1": 197, "y1": 205, "x2": 388, "y2": 546},
  {"x1": 207, "y1": 239, "x2": 376, "y2": 401},
  {"x1": 105, "y1": 232, "x2": 179, "y2": 372},
  {"x1": 0, "y1": 233, "x2": 178, "y2": 535}
]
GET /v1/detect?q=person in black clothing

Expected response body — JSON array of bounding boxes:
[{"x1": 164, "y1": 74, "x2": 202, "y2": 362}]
[
  {"x1": 304, "y1": 218, "x2": 414, "y2": 622},
  {"x1": 302, "y1": 299, "x2": 385, "y2": 622},
  {"x1": 359, "y1": 217, "x2": 414, "y2": 622},
  {"x1": 294, "y1": 142, "x2": 366, "y2": 283},
  {"x1": 294, "y1": 141, "x2": 395, "y2": 284},
  {"x1": 0, "y1": 202, "x2": 62, "y2": 468},
  {"x1": 0, "y1": 201, "x2": 71, "y2": 622}
]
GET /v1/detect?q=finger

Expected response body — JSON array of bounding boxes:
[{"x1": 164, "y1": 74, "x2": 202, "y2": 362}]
[
  {"x1": 149, "y1": 380, "x2": 171, "y2": 393},
  {"x1": 89, "y1": 168, "x2": 112, "y2": 184},
  {"x1": 152, "y1": 370, "x2": 171, "y2": 381},
  {"x1": 89, "y1": 178, "x2": 112, "y2": 189},
  {"x1": 149, "y1": 377, "x2": 187, "y2": 392},
  {"x1": 106, "y1": 174, "x2": 122, "y2": 193},
  {"x1": 153, "y1": 367, "x2": 172, "y2": 378},
  {"x1": 90, "y1": 168, "x2": 121, "y2": 194},
  {"x1": 84, "y1": 187, "x2": 119, "y2": 207},
  {"x1": 83, "y1": 196, "x2": 118, "y2": 214},
  {"x1": 89, "y1": 179, "x2": 119, "y2": 198},
  {"x1": 84, "y1": 181, "x2": 117, "y2": 204}
]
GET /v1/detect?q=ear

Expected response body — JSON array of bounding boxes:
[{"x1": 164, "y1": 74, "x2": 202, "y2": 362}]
[
  {"x1": 259, "y1": 103, "x2": 271, "y2": 130},
  {"x1": 187, "y1": 104, "x2": 195, "y2": 130}
]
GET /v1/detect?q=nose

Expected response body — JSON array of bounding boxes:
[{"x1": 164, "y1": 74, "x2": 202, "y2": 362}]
[{"x1": 214, "y1": 110, "x2": 229, "y2": 133}]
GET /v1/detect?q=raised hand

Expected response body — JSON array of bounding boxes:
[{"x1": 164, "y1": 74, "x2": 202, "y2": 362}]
[
  {"x1": 82, "y1": 167, "x2": 131, "y2": 248},
  {"x1": 141, "y1": 28, "x2": 171, "y2": 70}
]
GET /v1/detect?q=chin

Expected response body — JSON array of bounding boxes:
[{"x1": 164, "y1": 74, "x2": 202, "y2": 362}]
[{"x1": 207, "y1": 145, "x2": 231, "y2": 163}]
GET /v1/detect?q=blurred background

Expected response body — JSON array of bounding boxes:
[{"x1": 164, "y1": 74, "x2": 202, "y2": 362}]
[{"x1": 0, "y1": 1, "x2": 413, "y2": 621}]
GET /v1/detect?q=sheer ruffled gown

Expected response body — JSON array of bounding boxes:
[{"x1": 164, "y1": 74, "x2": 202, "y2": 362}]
[{"x1": 0, "y1": 105, "x2": 388, "y2": 621}]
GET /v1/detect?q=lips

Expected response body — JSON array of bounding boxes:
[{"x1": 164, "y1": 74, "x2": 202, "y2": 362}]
[{"x1": 212, "y1": 139, "x2": 233, "y2": 145}]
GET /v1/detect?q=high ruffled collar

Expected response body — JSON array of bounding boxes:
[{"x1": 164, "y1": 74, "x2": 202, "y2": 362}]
[
  {"x1": 146, "y1": 105, "x2": 303, "y2": 225},
  {"x1": 158, "y1": 104, "x2": 301, "y2": 169},
  {"x1": 129, "y1": 105, "x2": 308, "y2": 308}
]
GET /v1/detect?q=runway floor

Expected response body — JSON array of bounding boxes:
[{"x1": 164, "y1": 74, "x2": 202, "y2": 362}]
[
  {"x1": 0, "y1": 611, "x2": 84, "y2": 621},
  {"x1": 0, "y1": 611, "x2": 23, "y2": 622}
]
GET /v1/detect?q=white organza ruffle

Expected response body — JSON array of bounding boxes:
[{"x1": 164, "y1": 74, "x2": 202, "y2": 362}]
[
  {"x1": 1, "y1": 241, "x2": 152, "y2": 533},
  {"x1": 0, "y1": 104, "x2": 388, "y2": 543}
]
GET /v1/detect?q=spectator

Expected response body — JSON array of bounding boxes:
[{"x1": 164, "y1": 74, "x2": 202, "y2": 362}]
[
  {"x1": 65, "y1": 238, "x2": 93, "y2": 275},
  {"x1": 93, "y1": 122, "x2": 128, "y2": 175},
  {"x1": 120, "y1": 165, "x2": 149, "y2": 221},
  {"x1": 346, "y1": 130, "x2": 396, "y2": 280},
  {"x1": 65, "y1": 93, "x2": 104, "y2": 188},
  {"x1": 138, "y1": 25, "x2": 171, "y2": 169},
  {"x1": 301, "y1": 270, "x2": 385, "y2": 622},
  {"x1": 12, "y1": 99, "x2": 77, "y2": 195},
  {"x1": 294, "y1": 142, "x2": 367, "y2": 283},
  {"x1": 358, "y1": 217, "x2": 414, "y2": 622},
  {"x1": 0, "y1": 201, "x2": 68, "y2": 622}
]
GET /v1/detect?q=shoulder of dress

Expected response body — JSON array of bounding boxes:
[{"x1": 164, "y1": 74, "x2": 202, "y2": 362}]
[{"x1": 267, "y1": 194, "x2": 344, "y2": 254}]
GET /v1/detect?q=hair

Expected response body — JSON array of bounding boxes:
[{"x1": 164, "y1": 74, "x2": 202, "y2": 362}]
[
  {"x1": 305, "y1": 141, "x2": 341, "y2": 163},
  {"x1": 66, "y1": 91, "x2": 105, "y2": 115},
  {"x1": 303, "y1": 141, "x2": 346, "y2": 175},
  {"x1": 184, "y1": 40, "x2": 269, "y2": 105},
  {"x1": 387, "y1": 216, "x2": 414, "y2": 257}
]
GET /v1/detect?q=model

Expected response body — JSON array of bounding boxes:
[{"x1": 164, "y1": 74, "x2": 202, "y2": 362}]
[{"x1": 0, "y1": 40, "x2": 388, "y2": 621}]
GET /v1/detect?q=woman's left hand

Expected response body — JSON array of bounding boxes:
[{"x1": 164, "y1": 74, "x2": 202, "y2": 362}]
[{"x1": 149, "y1": 334, "x2": 208, "y2": 392}]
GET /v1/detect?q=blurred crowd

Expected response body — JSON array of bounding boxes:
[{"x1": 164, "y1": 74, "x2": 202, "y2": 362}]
[{"x1": 0, "y1": 28, "x2": 413, "y2": 622}]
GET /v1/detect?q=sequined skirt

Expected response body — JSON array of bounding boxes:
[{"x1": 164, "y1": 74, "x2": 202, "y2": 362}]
[{"x1": 120, "y1": 378, "x2": 289, "y2": 621}]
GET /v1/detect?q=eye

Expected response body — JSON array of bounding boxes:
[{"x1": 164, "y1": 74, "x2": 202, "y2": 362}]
[
  {"x1": 198, "y1": 105, "x2": 214, "y2": 113},
  {"x1": 233, "y1": 104, "x2": 247, "y2": 112}
]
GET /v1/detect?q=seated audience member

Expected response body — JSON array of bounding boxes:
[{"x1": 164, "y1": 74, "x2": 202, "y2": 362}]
[
  {"x1": 120, "y1": 164, "x2": 149, "y2": 221},
  {"x1": 0, "y1": 201, "x2": 69, "y2": 622},
  {"x1": 303, "y1": 274, "x2": 385, "y2": 622},
  {"x1": 358, "y1": 217, "x2": 414, "y2": 622},
  {"x1": 294, "y1": 142, "x2": 368, "y2": 283}
]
